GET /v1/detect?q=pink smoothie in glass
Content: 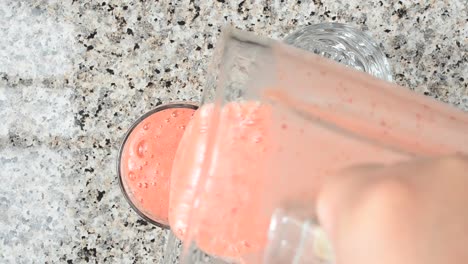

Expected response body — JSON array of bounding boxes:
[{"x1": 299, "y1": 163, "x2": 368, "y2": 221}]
[{"x1": 121, "y1": 107, "x2": 196, "y2": 226}]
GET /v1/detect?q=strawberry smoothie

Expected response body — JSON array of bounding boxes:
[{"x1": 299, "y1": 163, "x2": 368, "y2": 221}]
[
  {"x1": 170, "y1": 102, "x2": 273, "y2": 259},
  {"x1": 169, "y1": 100, "x2": 406, "y2": 260},
  {"x1": 168, "y1": 47, "x2": 468, "y2": 260},
  {"x1": 119, "y1": 105, "x2": 196, "y2": 227}
]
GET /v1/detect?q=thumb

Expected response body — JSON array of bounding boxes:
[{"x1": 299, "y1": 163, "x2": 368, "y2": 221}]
[
  {"x1": 315, "y1": 164, "x2": 397, "y2": 264},
  {"x1": 316, "y1": 164, "x2": 382, "y2": 240},
  {"x1": 316, "y1": 162, "x2": 422, "y2": 264}
]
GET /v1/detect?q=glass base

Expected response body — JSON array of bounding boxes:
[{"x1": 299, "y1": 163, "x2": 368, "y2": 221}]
[
  {"x1": 284, "y1": 23, "x2": 393, "y2": 82},
  {"x1": 264, "y1": 208, "x2": 334, "y2": 264}
]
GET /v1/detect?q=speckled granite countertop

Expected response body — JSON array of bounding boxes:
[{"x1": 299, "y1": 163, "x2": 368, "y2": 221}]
[{"x1": 0, "y1": 0, "x2": 466, "y2": 263}]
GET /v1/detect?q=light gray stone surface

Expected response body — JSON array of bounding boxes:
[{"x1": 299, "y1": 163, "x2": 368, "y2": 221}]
[{"x1": 0, "y1": 0, "x2": 466, "y2": 263}]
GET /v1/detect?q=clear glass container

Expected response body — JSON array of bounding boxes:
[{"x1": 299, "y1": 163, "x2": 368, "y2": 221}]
[
  {"x1": 284, "y1": 23, "x2": 392, "y2": 82},
  {"x1": 117, "y1": 102, "x2": 198, "y2": 229},
  {"x1": 165, "y1": 28, "x2": 468, "y2": 264}
]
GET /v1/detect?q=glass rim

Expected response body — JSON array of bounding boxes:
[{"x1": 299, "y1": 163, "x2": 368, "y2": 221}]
[{"x1": 116, "y1": 101, "x2": 199, "y2": 229}]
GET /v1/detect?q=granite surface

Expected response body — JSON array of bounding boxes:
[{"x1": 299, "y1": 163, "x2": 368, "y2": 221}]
[{"x1": 0, "y1": 0, "x2": 466, "y2": 263}]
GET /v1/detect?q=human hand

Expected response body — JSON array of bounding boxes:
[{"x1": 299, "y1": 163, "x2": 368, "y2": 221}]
[{"x1": 317, "y1": 155, "x2": 468, "y2": 264}]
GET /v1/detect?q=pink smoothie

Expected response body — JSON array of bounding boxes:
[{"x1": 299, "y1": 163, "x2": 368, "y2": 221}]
[
  {"x1": 120, "y1": 107, "x2": 196, "y2": 226},
  {"x1": 169, "y1": 43, "x2": 468, "y2": 261},
  {"x1": 170, "y1": 102, "x2": 273, "y2": 258},
  {"x1": 169, "y1": 77, "x2": 468, "y2": 262},
  {"x1": 169, "y1": 101, "x2": 409, "y2": 259}
]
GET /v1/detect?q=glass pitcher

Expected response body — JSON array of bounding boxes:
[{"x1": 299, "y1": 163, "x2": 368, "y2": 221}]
[{"x1": 164, "y1": 27, "x2": 468, "y2": 264}]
